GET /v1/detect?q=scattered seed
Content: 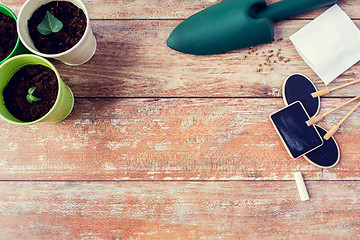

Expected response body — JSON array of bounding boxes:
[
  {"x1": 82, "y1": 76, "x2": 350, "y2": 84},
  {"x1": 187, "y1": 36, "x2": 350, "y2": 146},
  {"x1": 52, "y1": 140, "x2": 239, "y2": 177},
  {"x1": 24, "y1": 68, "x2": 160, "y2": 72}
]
[{"x1": 242, "y1": 45, "x2": 289, "y2": 72}]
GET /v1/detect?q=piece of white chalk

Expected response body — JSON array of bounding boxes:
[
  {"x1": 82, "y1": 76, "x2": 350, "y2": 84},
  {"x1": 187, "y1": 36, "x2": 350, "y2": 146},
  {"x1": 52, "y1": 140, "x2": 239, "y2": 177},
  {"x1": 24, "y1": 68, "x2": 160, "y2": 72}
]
[{"x1": 294, "y1": 172, "x2": 310, "y2": 201}]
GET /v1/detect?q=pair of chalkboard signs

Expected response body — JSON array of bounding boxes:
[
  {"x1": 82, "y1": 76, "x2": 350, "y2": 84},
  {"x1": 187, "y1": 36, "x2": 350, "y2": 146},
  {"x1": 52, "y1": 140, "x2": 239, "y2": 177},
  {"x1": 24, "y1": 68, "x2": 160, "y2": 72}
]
[{"x1": 270, "y1": 74, "x2": 360, "y2": 168}]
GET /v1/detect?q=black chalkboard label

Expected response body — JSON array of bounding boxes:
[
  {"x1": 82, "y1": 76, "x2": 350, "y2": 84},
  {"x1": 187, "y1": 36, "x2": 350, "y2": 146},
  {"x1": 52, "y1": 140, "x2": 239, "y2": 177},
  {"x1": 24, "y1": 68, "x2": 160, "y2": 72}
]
[
  {"x1": 283, "y1": 74, "x2": 320, "y2": 118},
  {"x1": 304, "y1": 126, "x2": 340, "y2": 168},
  {"x1": 270, "y1": 101, "x2": 324, "y2": 158}
]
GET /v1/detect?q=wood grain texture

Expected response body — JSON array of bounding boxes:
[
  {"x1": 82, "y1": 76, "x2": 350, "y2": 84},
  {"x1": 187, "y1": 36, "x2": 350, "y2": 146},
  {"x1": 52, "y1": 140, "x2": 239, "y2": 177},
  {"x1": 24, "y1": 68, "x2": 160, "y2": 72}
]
[
  {"x1": 1, "y1": 0, "x2": 360, "y2": 239},
  {"x1": 0, "y1": 181, "x2": 359, "y2": 239},
  {"x1": 4, "y1": 2, "x2": 360, "y2": 98},
  {"x1": 0, "y1": 98, "x2": 359, "y2": 181},
  {"x1": 48, "y1": 19, "x2": 360, "y2": 98}
]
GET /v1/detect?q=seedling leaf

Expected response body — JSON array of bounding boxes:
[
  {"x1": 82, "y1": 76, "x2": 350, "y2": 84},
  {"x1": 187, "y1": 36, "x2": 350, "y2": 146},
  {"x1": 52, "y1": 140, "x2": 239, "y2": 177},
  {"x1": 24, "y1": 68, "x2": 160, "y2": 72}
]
[
  {"x1": 37, "y1": 11, "x2": 63, "y2": 35},
  {"x1": 26, "y1": 87, "x2": 41, "y2": 104}
]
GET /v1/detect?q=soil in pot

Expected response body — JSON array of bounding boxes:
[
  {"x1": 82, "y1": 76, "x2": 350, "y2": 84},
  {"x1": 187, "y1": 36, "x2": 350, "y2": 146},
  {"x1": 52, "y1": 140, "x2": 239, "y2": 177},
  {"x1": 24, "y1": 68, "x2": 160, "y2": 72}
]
[
  {"x1": 28, "y1": 1, "x2": 87, "y2": 54},
  {"x1": 3, "y1": 65, "x2": 58, "y2": 122},
  {"x1": 0, "y1": 12, "x2": 18, "y2": 62}
]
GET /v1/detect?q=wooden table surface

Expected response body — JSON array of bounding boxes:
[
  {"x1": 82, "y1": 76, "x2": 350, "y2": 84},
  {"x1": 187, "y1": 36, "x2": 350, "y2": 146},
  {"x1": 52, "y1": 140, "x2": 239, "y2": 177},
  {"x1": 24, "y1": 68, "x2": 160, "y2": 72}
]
[{"x1": 1, "y1": 0, "x2": 360, "y2": 239}]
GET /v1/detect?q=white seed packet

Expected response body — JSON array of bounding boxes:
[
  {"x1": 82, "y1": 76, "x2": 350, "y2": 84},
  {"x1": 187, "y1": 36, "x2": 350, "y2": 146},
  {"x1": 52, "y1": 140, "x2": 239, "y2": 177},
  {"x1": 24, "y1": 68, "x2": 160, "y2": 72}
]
[{"x1": 290, "y1": 4, "x2": 360, "y2": 85}]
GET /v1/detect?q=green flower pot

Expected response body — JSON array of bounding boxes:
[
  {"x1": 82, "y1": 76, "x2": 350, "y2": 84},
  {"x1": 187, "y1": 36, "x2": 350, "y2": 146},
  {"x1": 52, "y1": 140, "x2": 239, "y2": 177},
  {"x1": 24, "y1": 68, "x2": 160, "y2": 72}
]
[
  {"x1": 0, "y1": 4, "x2": 29, "y2": 64},
  {"x1": 0, "y1": 54, "x2": 74, "y2": 125}
]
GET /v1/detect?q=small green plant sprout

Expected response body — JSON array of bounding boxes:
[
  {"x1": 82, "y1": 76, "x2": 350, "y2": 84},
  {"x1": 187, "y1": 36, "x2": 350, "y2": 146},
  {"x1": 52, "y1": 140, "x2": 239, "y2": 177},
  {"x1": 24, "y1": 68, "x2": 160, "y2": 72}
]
[
  {"x1": 37, "y1": 11, "x2": 63, "y2": 35},
  {"x1": 26, "y1": 87, "x2": 41, "y2": 104}
]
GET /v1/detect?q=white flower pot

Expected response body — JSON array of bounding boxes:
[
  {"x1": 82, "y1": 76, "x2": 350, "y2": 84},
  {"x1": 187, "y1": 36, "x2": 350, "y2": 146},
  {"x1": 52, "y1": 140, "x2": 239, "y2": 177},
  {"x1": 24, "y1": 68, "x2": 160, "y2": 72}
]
[{"x1": 17, "y1": 0, "x2": 97, "y2": 66}]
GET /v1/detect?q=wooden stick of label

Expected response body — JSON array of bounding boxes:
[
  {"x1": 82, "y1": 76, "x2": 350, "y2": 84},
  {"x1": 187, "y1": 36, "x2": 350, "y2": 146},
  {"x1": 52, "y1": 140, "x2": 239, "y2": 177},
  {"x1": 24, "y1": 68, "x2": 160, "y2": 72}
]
[
  {"x1": 312, "y1": 79, "x2": 360, "y2": 98},
  {"x1": 306, "y1": 95, "x2": 360, "y2": 126},
  {"x1": 324, "y1": 100, "x2": 360, "y2": 140}
]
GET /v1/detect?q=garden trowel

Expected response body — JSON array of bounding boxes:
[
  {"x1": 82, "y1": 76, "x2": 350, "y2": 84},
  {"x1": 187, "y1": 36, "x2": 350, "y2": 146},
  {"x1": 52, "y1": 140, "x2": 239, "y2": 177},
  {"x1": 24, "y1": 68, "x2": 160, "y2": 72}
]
[{"x1": 167, "y1": 0, "x2": 340, "y2": 55}]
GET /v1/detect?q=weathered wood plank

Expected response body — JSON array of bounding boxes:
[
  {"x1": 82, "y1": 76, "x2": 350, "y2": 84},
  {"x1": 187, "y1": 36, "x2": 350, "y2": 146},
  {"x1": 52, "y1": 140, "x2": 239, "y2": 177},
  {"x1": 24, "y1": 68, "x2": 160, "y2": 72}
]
[
  {"x1": 0, "y1": 98, "x2": 359, "y2": 181},
  {"x1": 3, "y1": 2, "x2": 360, "y2": 98},
  {"x1": 4, "y1": 0, "x2": 359, "y2": 19},
  {"x1": 0, "y1": 181, "x2": 359, "y2": 239},
  {"x1": 47, "y1": 19, "x2": 360, "y2": 98}
]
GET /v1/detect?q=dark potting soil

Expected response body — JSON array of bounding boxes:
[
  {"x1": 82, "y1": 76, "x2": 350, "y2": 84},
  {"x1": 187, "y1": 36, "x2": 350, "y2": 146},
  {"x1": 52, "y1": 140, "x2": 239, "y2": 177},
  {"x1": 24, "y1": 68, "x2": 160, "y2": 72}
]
[
  {"x1": 0, "y1": 12, "x2": 18, "y2": 62},
  {"x1": 28, "y1": 1, "x2": 86, "y2": 54},
  {"x1": 3, "y1": 65, "x2": 58, "y2": 122}
]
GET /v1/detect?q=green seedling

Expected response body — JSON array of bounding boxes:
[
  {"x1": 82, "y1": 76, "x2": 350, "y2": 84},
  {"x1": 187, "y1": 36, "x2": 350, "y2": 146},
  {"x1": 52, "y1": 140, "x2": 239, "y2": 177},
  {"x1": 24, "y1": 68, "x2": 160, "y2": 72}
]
[
  {"x1": 26, "y1": 87, "x2": 41, "y2": 103},
  {"x1": 37, "y1": 11, "x2": 63, "y2": 35}
]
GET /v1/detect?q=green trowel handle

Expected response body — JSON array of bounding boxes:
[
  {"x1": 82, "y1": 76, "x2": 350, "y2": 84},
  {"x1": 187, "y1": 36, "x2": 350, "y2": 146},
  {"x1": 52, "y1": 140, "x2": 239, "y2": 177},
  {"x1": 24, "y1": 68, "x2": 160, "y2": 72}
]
[{"x1": 257, "y1": 0, "x2": 340, "y2": 22}]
